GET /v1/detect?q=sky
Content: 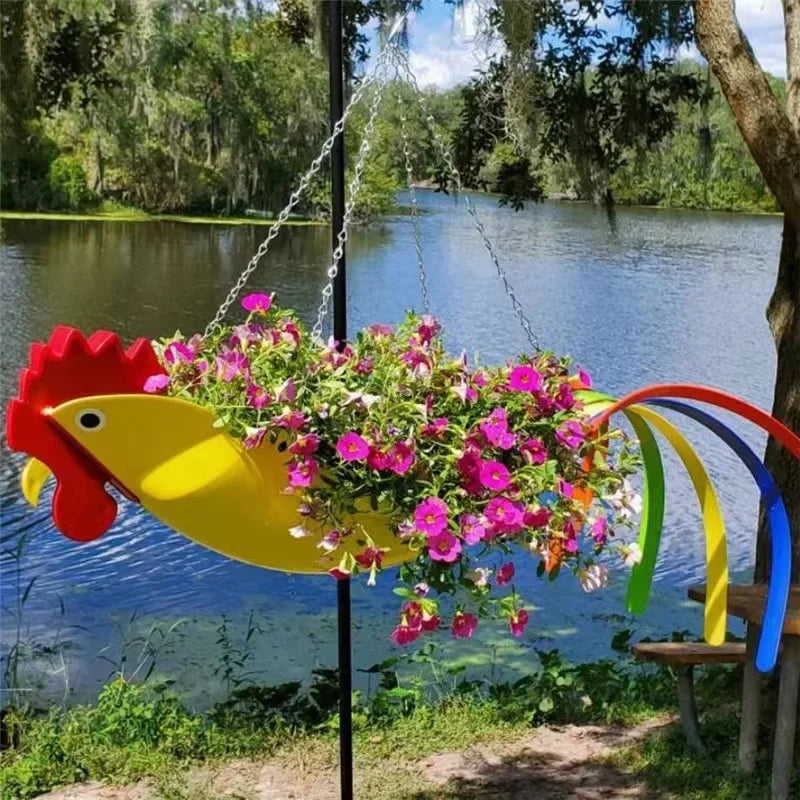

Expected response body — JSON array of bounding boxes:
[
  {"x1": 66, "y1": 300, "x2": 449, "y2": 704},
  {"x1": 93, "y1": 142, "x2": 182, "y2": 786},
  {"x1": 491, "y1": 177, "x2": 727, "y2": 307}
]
[{"x1": 390, "y1": 0, "x2": 787, "y2": 89}]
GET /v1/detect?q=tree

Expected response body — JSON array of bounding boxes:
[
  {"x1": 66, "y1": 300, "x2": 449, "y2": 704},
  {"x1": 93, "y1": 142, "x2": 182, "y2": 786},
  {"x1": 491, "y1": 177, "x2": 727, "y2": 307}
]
[{"x1": 694, "y1": 2, "x2": 800, "y2": 792}]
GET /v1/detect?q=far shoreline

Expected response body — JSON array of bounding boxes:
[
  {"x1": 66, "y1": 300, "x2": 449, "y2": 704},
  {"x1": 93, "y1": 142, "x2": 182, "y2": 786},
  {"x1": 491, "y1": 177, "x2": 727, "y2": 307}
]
[{"x1": 0, "y1": 209, "x2": 324, "y2": 227}]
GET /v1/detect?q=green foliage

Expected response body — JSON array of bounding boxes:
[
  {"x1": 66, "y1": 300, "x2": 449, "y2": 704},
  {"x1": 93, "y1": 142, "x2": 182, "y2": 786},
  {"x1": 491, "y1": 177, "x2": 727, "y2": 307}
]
[
  {"x1": 47, "y1": 155, "x2": 97, "y2": 210},
  {"x1": 0, "y1": 641, "x2": 745, "y2": 799}
]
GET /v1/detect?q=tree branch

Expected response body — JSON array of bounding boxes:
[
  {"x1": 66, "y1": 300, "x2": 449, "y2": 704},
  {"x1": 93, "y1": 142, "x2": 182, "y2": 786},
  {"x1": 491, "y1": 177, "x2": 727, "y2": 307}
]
[{"x1": 695, "y1": 0, "x2": 800, "y2": 228}]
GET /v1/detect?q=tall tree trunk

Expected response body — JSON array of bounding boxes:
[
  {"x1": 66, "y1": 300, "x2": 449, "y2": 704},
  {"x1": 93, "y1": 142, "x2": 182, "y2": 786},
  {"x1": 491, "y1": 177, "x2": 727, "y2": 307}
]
[{"x1": 695, "y1": 0, "x2": 800, "y2": 580}]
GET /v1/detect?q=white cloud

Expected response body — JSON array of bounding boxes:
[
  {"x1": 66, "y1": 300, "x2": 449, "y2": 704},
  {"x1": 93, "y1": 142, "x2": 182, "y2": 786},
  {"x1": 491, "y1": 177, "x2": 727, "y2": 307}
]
[{"x1": 403, "y1": 0, "x2": 786, "y2": 88}]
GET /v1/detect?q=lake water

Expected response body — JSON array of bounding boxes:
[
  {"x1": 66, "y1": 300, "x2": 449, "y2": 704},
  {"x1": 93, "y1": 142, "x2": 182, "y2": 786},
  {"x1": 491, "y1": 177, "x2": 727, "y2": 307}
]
[{"x1": 0, "y1": 192, "x2": 783, "y2": 706}]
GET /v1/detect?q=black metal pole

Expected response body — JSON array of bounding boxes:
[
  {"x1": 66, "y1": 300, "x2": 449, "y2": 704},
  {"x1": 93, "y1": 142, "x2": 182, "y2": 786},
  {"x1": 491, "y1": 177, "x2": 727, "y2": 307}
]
[{"x1": 328, "y1": 3, "x2": 353, "y2": 800}]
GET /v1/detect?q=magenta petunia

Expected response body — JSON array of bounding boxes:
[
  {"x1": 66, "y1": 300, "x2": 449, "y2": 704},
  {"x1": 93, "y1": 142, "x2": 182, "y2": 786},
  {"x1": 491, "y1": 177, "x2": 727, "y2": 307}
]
[
  {"x1": 367, "y1": 446, "x2": 390, "y2": 471},
  {"x1": 509, "y1": 609, "x2": 529, "y2": 638},
  {"x1": 243, "y1": 426, "x2": 266, "y2": 450},
  {"x1": 480, "y1": 408, "x2": 516, "y2": 450},
  {"x1": 414, "y1": 497, "x2": 449, "y2": 535},
  {"x1": 558, "y1": 478, "x2": 574, "y2": 498},
  {"x1": 460, "y1": 514, "x2": 486, "y2": 545},
  {"x1": 451, "y1": 612, "x2": 478, "y2": 639},
  {"x1": 555, "y1": 420, "x2": 585, "y2": 449},
  {"x1": 336, "y1": 432, "x2": 370, "y2": 462},
  {"x1": 391, "y1": 623, "x2": 422, "y2": 646},
  {"x1": 355, "y1": 547, "x2": 384, "y2": 570},
  {"x1": 164, "y1": 341, "x2": 195, "y2": 366},
  {"x1": 421, "y1": 417, "x2": 450, "y2": 437},
  {"x1": 241, "y1": 292, "x2": 272, "y2": 313},
  {"x1": 591, "y1": 516, "x2": 609, "y2": 544},
  {"x1": 215, "y1": 350, "x2": 250, "y2": 382},
  {"x1": 387, "y1": 441, "x2": 415, "y2": 475},
  {"x1": 519, "y1": 438, "x2": 547, "y2": 465},
  {"x1": 523, "y1": 507, "x2": 552, "y2": 528},
  {"x1": 577, "y1": 369, "x2": 592, "y2": 388},
  {"x1": 479, "y1": 460, "x2": 511, "y2": 491},
  {"x1": 246, "y1": 382, "x2": 272, "y2": 410},
  {"x1": 485, "y1": 497, "x2": 524, "y2": 533},
  {"x1": 287, "y1": 458, "x2": 318, "y2": 488},
  {"x1": 273, "y1": 409, "x2": 307, "y2": 430},
  {"x1": 508, "y1": 365, "x2": 542, "y2": 393},
  {"x1": 289, "y1": 434, "x2": 320, "y2": 457},
  {"x1": 144, "y1": 374, "x2": 170, "y2": 393},
  {"x1": 496, "y1": 562, "x2": 515, "y2": 585},
  {"x1": 427, "y1": 530, "x2": 462, "y2": 563}
]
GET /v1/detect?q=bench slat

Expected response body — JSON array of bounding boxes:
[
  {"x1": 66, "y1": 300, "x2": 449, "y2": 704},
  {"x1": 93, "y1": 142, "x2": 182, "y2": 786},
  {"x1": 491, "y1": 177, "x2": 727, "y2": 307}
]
[{"x1": 632, "y1": 642, "x2": 747, "y2": 666}]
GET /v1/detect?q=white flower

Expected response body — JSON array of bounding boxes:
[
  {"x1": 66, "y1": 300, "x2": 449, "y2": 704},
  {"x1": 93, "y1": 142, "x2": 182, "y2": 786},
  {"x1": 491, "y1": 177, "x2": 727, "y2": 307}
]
[
  {"x1": 289, "y1": 524, "x2": 311, "y2": 539},
  {"x1": 317, "y1": 530, "x2": 341, "y2": 552},
  {"x1": 608, "y1": 479, "x2": 642, "y2": 519},
  {"x1": 466, "y1": 567, "x2": 491, "y2": 587},
  {"x1": 580, "y1": 564, "x2": 609, "y2": 593},
  {"x1": 342, "y1": 391, "x2": 382, "y2": 409},
  {"x1": 622, "y1": 543, "x2": 643, "y2": 568}
]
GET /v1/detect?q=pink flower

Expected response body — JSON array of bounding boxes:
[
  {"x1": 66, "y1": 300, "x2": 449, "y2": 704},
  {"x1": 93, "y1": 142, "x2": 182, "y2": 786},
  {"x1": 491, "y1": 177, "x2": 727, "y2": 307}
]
[
  {"x1": 329, "y1": 566, "x2": 351, "y2": 580},
  {"x1": 524, "y1": 507, "x2": 552, "y2": 528},
  {"x1": 287, "y1": 458, "x2": 318, "y2": 488},
  {"x1": 336, "y1": 432, "x2": 370, "y2": 461},
  {"x1": 277, "y1": 378, "x2": 297, "y2": 403},
  {"x1": 421, "y1": 614, "x2": 440, "y2": 631},
  {"x1": 414, "y1": 582, "x2": 430, "y2": 597},
  {"x1": 164, "y1": 342, "x2": 195, "y2": 365},
  {"x1": 391, "y1": 623, "x2": 422, "y2": 646},
  {"x1": 215, "y1": 350, "x2": 250, "y2": 382},
  {"x1": 417, "y1": 315, "x2": 441, "y2": 344},
  {"x1": 456, "y1": 447, "x2": 484, "y2": 495},
  {"x1": 460, "y1": 514, "x2": 486, "y2": 545},
  {"x1": 558, "y1": 478, "x2": 574, "y2": 498},
  {"x1": 565, "y1": 538, "x2": 579, "y2": 554},
  {"x1": 519, "y1": 438, "x2": 547, "y2": 465},
  {"x1": 354, "y1": 357, "x2": 374, "y2": 375},
  {"x1": 451, "y1": 612, "x2": 478, "y2": 639},
  {"x1": 427, "y1": 530, "x2": 462, "y2": 563},
  {"x1": 243, "y1": 426, "x2": 266, "y2": 449},
  {"x1": 246, "y1": 382, "x2": 272, "y2": 410},
  {"x1": 577, "y1": 369, "x2": 592, "y2": 389},
  {"x1": 453, "y1": 380, "x2": 478, "y2": 404},
  {"x1": 273, "y1": 409, "x2": 307, "y2": 430},
  {"x1": 355, "y1": 547, "x2": 384, "y2": 570},
  {"x1": 318, "y1": 530, "x2": 341, "y2": 552},
  {"x1": 479, "y1": 460, "x2": 511, "y2": 492},
  {"x1": 591, "y1": 516, "x2": 609, "y2": 545},
  {"x1": 555, "y1": 384, "x2": 576, "y2": 410},
  {"x1": 144, "y1": 374, "x2": 169, "y2": 393},
  {"x1": 414, "y1": 497, "x2": 449, "y2": 535},
  {"x1": 367, "y1": 446, "x2": 390, "y2": 471},
  {"x1": 480, "y1": 408, "x2": 516, "y2": 450},
  {"x1": 485, "y1": 497, "x2": 524, "y2": 533},
  {"x1": 387, "y1": 442, "x2": 415, "y2": 475},
  {"x1": 242, "y1": 292, "x2": 273, "y2": 313},
  {"x1": 555, "y1": 421, "x2": 585, "y2": 449},
  {"x1": 281, "y1": 320, "x2": 301, "y2": 345},
  {"x1": 289, "y1": 434, "x2": 320, "y2": 457},
  {"x1": 421, "y1": 417, "x2": 449, "y2": 437},
  {"x1": 509, "y1": 609, "x2": 529, "y2": 638},
  {"x1": 367, "y1": 323, "x2": 394, "y2": 337},
  {"x1": 508, "y1": 365, "x2": 542, "y2": 393},
  {"x1": 496, "y1": 562, "x2": 515, "y2": 585}
]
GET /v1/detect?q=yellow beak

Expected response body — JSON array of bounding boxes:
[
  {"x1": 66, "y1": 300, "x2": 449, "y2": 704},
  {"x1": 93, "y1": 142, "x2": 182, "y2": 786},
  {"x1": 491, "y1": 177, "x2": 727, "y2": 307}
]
[{"x1": 21, "y1": 457, "x2": 53, "y2": 507}]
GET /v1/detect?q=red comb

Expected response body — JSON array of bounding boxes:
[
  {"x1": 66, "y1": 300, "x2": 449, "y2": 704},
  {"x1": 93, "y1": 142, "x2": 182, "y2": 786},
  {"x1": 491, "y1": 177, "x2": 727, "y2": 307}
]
[{"x1": 6, "y1": 327, "x2": 166, "y2": 541}]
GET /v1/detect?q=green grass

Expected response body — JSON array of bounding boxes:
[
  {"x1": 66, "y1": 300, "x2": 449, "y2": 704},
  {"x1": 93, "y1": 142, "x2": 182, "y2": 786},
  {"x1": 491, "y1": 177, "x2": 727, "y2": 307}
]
[
  {"x1": 0, "y1": 651, "x2": 752, "y2": 800},
  {"x1": 0, "y1": 201, "x2": 322, "y2": 227},
  {"x1": 604, "y1": 707, "x2": 780, "y2": 799}
]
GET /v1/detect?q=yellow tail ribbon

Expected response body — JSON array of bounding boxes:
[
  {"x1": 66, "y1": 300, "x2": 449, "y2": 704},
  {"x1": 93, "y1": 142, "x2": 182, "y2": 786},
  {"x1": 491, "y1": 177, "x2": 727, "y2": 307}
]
[{"x1": 624, "y1": 405, "x2": 728, "y2": 645}]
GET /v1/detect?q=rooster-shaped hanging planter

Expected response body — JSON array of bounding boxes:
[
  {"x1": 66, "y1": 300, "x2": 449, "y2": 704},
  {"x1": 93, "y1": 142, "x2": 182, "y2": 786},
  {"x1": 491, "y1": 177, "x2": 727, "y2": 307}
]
[{"x1": 5, "y1": 306, "x2": 800, "y2": 672}]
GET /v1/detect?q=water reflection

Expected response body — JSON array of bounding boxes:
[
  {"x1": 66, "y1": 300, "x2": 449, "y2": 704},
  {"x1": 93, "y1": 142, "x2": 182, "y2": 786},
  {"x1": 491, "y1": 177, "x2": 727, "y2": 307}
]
[{"x1": 0, "y1": 194, "x2": 782, "y2": 704}]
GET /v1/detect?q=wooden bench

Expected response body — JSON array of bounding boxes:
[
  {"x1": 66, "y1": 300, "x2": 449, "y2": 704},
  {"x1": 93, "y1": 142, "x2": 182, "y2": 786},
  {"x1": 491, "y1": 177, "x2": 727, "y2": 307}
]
[{"x1": 632, "y1": 641, "x2": 747, "y2": 753}]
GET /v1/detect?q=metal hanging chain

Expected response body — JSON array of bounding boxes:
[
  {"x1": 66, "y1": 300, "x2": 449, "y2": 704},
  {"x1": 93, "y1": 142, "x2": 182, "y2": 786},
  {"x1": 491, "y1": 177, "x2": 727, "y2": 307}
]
[
  {"x1": 389, "y1": 45, "x2": 541, "y2": 353},
  {"x1": 203, "y1": 49, "x2": 392, "y2": 339},
  {"x1": 398, "y1": 97, "x2": 430, "y2": 313},
  {"x1": 312, "y1": 73, "x2": 390, "y2": 340}
]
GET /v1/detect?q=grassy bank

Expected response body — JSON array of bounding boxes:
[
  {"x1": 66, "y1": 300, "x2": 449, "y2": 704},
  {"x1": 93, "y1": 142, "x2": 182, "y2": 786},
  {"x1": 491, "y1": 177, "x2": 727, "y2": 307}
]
[
  {"x1": 0, "y1": 204, "x2": 322, "y2": 227},
  {"x1": 1, "y1": 648, "x2": 773, "y2": 800}
]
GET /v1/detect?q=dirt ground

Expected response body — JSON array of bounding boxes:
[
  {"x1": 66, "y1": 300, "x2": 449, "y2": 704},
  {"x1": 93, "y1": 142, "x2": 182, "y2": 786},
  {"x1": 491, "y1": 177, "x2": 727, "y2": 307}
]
[{"x1": 36, "y1": 718, "x2": 670, "y2": 800}]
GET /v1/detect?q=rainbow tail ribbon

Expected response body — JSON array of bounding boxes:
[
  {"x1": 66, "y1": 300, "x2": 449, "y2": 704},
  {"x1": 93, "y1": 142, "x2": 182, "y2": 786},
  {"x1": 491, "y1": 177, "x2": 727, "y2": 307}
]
[{"x1": 581, "y1": 384, "x2": 800, "y2": 673}]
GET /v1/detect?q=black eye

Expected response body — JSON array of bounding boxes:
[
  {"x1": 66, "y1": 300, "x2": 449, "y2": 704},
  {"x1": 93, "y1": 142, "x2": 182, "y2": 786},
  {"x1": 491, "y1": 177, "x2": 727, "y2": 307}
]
[
  {"x1": 75, "y1": 409, "x2": 106, "y2": 431},
  {"x1": 277, "y1": 441, "x2": 288, "y2": 452}
]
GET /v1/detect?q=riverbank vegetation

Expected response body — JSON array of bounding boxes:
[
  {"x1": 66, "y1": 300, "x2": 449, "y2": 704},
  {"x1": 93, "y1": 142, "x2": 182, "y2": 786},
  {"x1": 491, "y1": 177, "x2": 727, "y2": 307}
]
[
  {"x1": 0, "y1": 644, "x2": 765, "y2": 800},
  {"x1": 0, "y1": 1, "x2": 780, "y2": 222}
]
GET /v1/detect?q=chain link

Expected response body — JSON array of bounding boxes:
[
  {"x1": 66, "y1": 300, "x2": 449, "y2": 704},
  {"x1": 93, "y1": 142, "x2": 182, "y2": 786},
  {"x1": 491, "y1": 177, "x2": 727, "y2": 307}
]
[
  {"x1": 390, "y1": 46, "x2": 541, "y2": 353},
  {"x1": 398, "y1": 100, "x2": 430, "y2": 313},
  {"x1": 311, "y1": 72, "x2": 389, "y2": 340},
  {"x1": 202, "y1": 50, "x2": 391, "y2": 339}
]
